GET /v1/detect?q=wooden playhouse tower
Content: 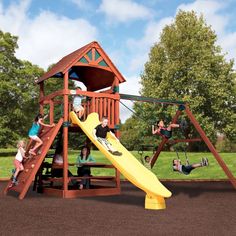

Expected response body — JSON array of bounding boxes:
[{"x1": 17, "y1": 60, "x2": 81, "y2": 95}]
[{"x1": 5, "y1": 41, "x2": 126, "y2": 199}]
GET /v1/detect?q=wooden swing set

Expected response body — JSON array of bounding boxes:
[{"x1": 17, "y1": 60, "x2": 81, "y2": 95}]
[
  {"x1": 119, "y1": 94, "x2": 236, "y2": 187},
  {"x1": 4, "y1": 41, "x2": 235, "y2": 200}
]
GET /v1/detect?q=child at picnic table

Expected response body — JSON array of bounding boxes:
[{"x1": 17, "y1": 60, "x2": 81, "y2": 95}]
[{"x1": 77, "y1": 146, "x2": 96, "y2": 189}]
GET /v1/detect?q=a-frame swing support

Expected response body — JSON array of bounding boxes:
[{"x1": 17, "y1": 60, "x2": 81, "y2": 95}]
[
  {"x1": 151, "y1": 105, "x2": 236, "y2": 189},
  {"x1": 119, "y1": 94, "x2": 236, "y2": 189},
  {"x1": 184, "y1": 105, "x2": 236, "y2": 188}
]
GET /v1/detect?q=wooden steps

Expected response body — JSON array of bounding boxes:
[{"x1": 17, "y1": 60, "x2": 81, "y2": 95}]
[{"x1": 3, "y1": 119, "x2": 63, "y2": 199}]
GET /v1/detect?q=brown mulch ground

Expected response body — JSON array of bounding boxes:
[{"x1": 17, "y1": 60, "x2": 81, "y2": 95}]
[{"x1": 0, "y1": 181, "x2": 236, "y2": 236}]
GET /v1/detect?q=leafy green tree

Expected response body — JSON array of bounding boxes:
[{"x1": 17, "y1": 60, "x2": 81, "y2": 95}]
[
  {"x1": 0, "y1": 29, "x2": 79, "y2": 149},
  {"x1": 122, "y1": 11, "x2": 236, "y2": 150},
  {"x1": 0, "y1": 30, "x2": 44, "y2": 147}
]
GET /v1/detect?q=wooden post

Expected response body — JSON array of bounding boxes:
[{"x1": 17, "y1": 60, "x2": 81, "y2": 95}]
[
  {"x1": 63, "y1": 71, "x2": 69, "y2": 195},
  {"x1": 49, "y1": 100, "x2": 54, "y2": 124},
  {"x1": 150, "y1": 138, "x2": 168, "y2": 168},
  {"x1": 113, "y1": 77, "x2": 120, "y2": 137},
  {"x1": 115, "y1": 99, "x2": 120, "y2": 138},
  {"x1": 115, "y1": 168, "x2": 120, "y2": 189},
  {"x1": 185, "y1": 105, "x2": 236, "y2": 189},
  {"x1": 39, "y1": 82, "x2": 44, "y2": 114},
  {"x1": 91, "y1": 97, "x2": 95, "y2": 113},
  {"x1": 151, "y1": 109, "x2": 182, "y2": 167},
  {"x1": 99, "y1": 98, "x2": 103, "y2": 119},
  {"x1": 107, "y1": 98, "x2": 111, "y2": 124},
  {"x1": 111, "y1": 99, "x2": 115, "y2": 127},
  {"x1": 103, "y1": 98, "x2": 107, "y2": 116},
  {"x1": 95, "y1": 98, "x2": 99, "y2": 113}
]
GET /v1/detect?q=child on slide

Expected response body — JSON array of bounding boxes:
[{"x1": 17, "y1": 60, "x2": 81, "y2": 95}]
[
  {"x1": 12, "y1": 140, "x2": 26, "y2": 185},
  {"x1": 93, "y1": 116, "x2": 122, "y2": 156},
  {"x1": 28, "y1": 114, "x2": 55, "y2": 155},
  {"x1": 173, "y1": 158, "x2": 209, "y2": 175},
  {"x1": 152, "y1": 119, "x2": 180, "y2": 139}
]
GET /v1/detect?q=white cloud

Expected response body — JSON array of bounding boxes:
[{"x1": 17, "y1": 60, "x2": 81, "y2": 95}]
[
  {"x1": 98, "y1": 0, "x2": 152, "y2": 23},
  {"x1": 0, "y1": 0, "x2": 98, "y2": 69},
  {"x1": 71, "y1": 0, "x2": 92, "y2": 10},
  {"x1": 126, "y1": 17, "x2": 173, "y2": 72},
  {"x1": 119, "y1": 74, "x2": 141, "y2": 121},
  {"x1": 120, "y1": 74, "x2": 140, "y2": 95},
  {"x1": 177, "y1": 0, "x2": 236, "y2": 63},
  {"x1": 0, "y1": 0, "x2": 31, "y2": 33},
  {"x1": 178, "y1": 0, "x2": 229, "y2": 35},
  {"x1": 219, "y1": 32, "x2": 236, "y2": 62},
  {"x1": 120, "y1": 100, "x2": 135, "y2": 122}
]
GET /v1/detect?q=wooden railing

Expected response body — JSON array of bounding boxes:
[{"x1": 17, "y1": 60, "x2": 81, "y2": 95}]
[
  {"x1": 83, "y1": 97, "x2": 117, "y2": 128},
  {"x1": 40, "y1": 89, "x2": 120, "y2": 129}
]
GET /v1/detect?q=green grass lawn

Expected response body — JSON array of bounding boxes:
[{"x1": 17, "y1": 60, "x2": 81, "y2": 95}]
[{"x1": 0, "y1": 149, "x2": 235, "y2": 179}]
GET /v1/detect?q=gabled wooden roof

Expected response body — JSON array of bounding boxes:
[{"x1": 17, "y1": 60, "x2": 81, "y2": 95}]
[{"x1": 37, "y1": 41, "x2": 126, "y2": 91}]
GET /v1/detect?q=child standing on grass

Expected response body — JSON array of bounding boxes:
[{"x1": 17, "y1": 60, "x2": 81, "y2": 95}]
[
  {"x1": 93, "y1": 116, "x2": 122, "y2": 156},
  {"x1": 28, "y1": 114, "x2": 55, "y2": 156},
  {"x1": 12, "y1": 140, "x2": 26, "y2": 185},
  {"x1": 140, "y1": 155, "x2": 153, "y2": 171},
  {"x1": 173, "y1": 158, "x2": 209, "y2": 175}
]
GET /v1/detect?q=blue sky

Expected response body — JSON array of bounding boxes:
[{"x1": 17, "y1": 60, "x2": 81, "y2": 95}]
[{"x1": 1, "y1": 0, "x2": 236, "y2": 120}]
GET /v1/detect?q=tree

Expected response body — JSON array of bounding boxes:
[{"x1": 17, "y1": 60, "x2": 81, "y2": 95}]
[
  {"x1": 0, "y1": 30, "x2": 44, "y2": 147},
  {"x1": 122, "y1": 11, "x2": 236, "y2": 150}
]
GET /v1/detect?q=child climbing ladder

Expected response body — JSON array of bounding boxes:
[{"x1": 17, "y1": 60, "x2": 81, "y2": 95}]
[
  {"x1": 28, "y1": 114, "x2": 55, "y2": 155},
  {"x1": 11, "y1": 140, "x2": 26, "y2": 186}
]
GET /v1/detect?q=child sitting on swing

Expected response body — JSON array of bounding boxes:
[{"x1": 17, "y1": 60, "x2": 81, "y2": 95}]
[
  {"x1": 173, "y1": 158, "x2": 209, "y2": 175},
  {"x1": 152, "y1": 119, "x2": 180, "y2": 139}
]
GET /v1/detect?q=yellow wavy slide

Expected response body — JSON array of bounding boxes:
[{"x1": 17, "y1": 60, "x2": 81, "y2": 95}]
[{"x1": 70, "y1": 112, "x2": 172, "y2": 210}]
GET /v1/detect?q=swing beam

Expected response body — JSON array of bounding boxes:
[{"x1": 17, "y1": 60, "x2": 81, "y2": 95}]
[{"x1": 119, "y1": 93, "x2": 185, "y2": 105}]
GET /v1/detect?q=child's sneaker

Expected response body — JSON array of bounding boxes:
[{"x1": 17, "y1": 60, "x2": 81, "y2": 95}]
[
  {"x1": 201, "y1": 158, "x2": 205, "y2": 166},
  {"x1": 29, "y1": 150, "x2": 37, "y2": 156},
  {"x1": 204, "y1": 158, "x2": 209, "y2": 166},
  {"x1": 12, "y1": 177, "x2": 18, "y2": 185},
  {"x1": 113, "y1": 151, "x2": 122, "y2": 156}
]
